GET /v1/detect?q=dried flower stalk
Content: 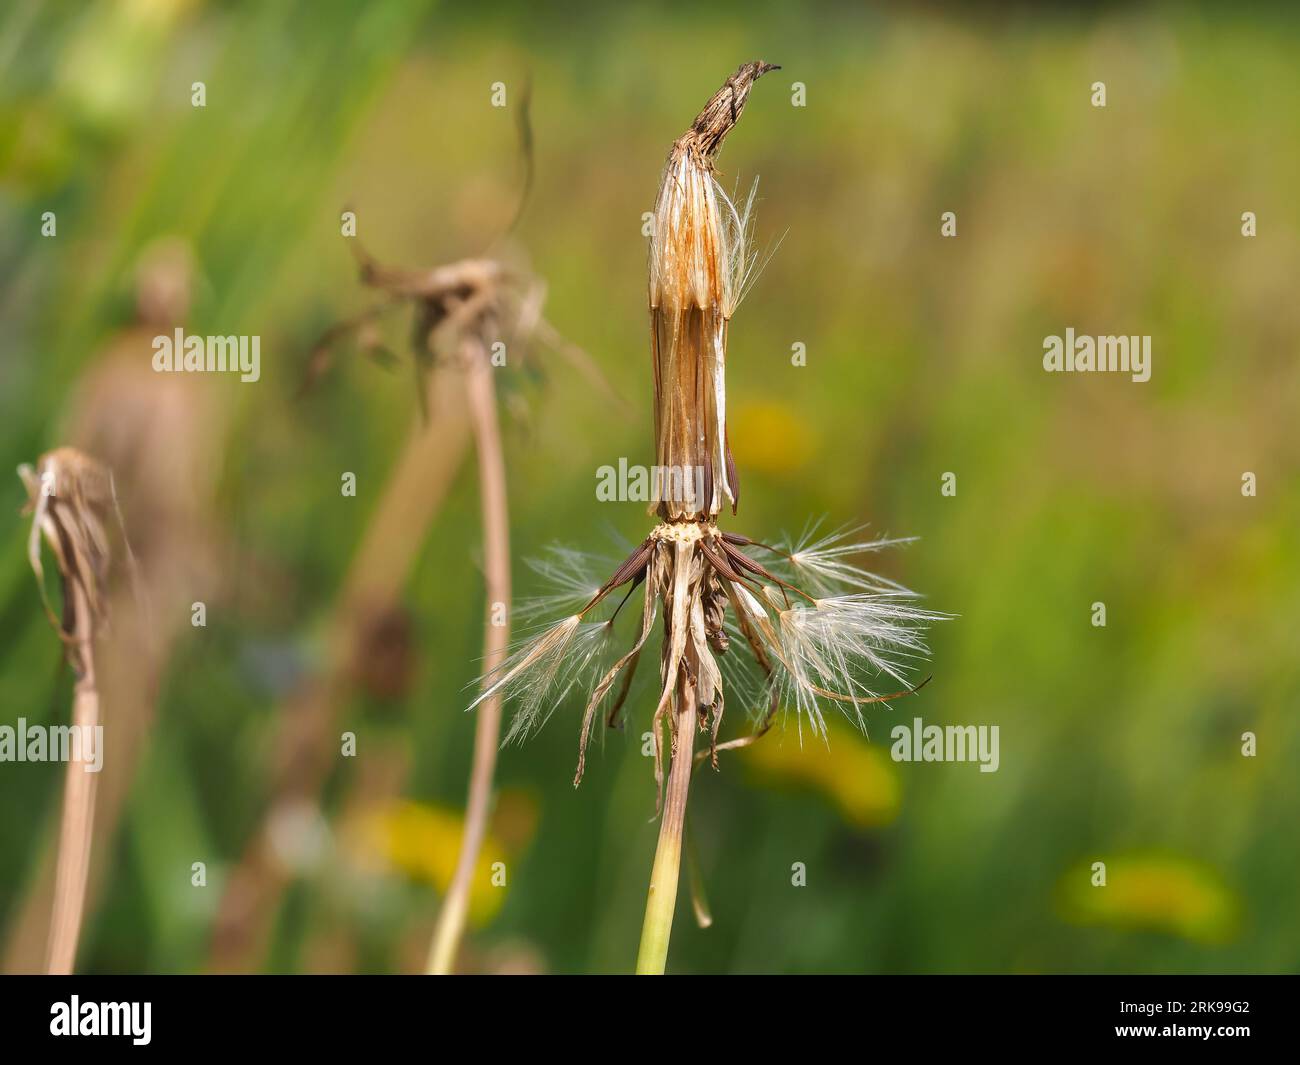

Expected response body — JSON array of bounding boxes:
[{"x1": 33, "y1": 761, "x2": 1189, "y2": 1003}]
[
  {"x1": 426, "y1": 334, "x2": 510, "y2": 975},
  {"x1": 320, "y1": 249, "x2": 602, "y2": 974}
]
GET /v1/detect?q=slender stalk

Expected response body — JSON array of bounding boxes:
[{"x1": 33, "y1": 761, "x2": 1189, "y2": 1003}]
[
  {"x1": 636, "y1": 669, "x2": 698, "y2": 975},
  {"x1": 46, "y1": 583, "x2": 98, "y2": 975},
  {"x1": 427, "y1": 341, "x2": 511, "y2": 974}
]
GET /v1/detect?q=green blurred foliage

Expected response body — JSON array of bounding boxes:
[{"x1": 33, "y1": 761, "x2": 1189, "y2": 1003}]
[{"x1": 1, "y1": 0, "x2": 1297, "y2": 974}]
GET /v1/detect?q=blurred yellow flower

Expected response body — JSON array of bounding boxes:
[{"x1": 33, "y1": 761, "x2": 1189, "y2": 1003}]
[
  {"x1": 729, "y1": 400, "x2": 816, "y2": 476},
  {"x1": 1057, "y1": 854, "x2": 1240, "y2": 945},
  {"x1": 741, "y1": 729, "x2": 901, "y2": 828},
  {"x1": 346, "y1": 792, "x2": 537, "y2": 926}
]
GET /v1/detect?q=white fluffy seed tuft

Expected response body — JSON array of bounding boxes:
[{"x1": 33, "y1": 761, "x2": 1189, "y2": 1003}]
[
  {"x1": 765, "y1": 592, "x2": 947, "y2": 740},
  {"x1": 469, "y1": 616, "x2": 618, "y2": 744}
]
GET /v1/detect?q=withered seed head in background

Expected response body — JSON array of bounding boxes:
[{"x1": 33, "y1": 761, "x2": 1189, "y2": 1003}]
[{"x1": 18, "y1": 447, "x2": 123, "y2": 674}]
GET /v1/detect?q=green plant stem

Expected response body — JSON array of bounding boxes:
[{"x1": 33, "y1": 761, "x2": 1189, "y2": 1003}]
[{"x1": 635, "y1": 674, "x2": 697, "y2": 975}]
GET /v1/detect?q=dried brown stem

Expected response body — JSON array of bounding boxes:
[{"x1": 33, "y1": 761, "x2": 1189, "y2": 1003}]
[
  {"x1": 427, "y1": 339, "x2": 511, "y2": 975},
  {"x1": 45, "y1": 582, "x2": 98, "y2": 975}
]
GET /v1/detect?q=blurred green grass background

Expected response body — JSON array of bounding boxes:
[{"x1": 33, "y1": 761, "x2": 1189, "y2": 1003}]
[{"x1": 1, "y1": 0, "x2": 1297, "y2": 973}]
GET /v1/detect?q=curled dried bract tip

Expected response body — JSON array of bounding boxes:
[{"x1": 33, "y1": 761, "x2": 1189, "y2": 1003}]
[{"x1": 19, "y1": 447, "x2": 121, "y2": 673}]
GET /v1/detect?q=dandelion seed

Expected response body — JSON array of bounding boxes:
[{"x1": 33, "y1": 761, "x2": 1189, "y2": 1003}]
[
  {"x1": 769, "y1": 594, "x2": 944, "y2": 738},
  {"x1": 469, "y1": 614, "x2": 581, "y2": 722},
  {"x1": 774, "y1": 520, "x2": 917, "y2": 596}
]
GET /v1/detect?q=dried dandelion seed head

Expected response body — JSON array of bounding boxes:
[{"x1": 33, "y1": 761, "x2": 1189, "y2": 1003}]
[
  {"x1": 469, "y1": 63, "x2": 948, "y2": 795},
  {"x1": 18, "y1": 447, "x2": 121, "y2": 673}
]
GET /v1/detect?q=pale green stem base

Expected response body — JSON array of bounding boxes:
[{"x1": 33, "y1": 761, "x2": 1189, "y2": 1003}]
[{"x1": 635, "y1": 680, "x2": 697, "y2": 975}]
